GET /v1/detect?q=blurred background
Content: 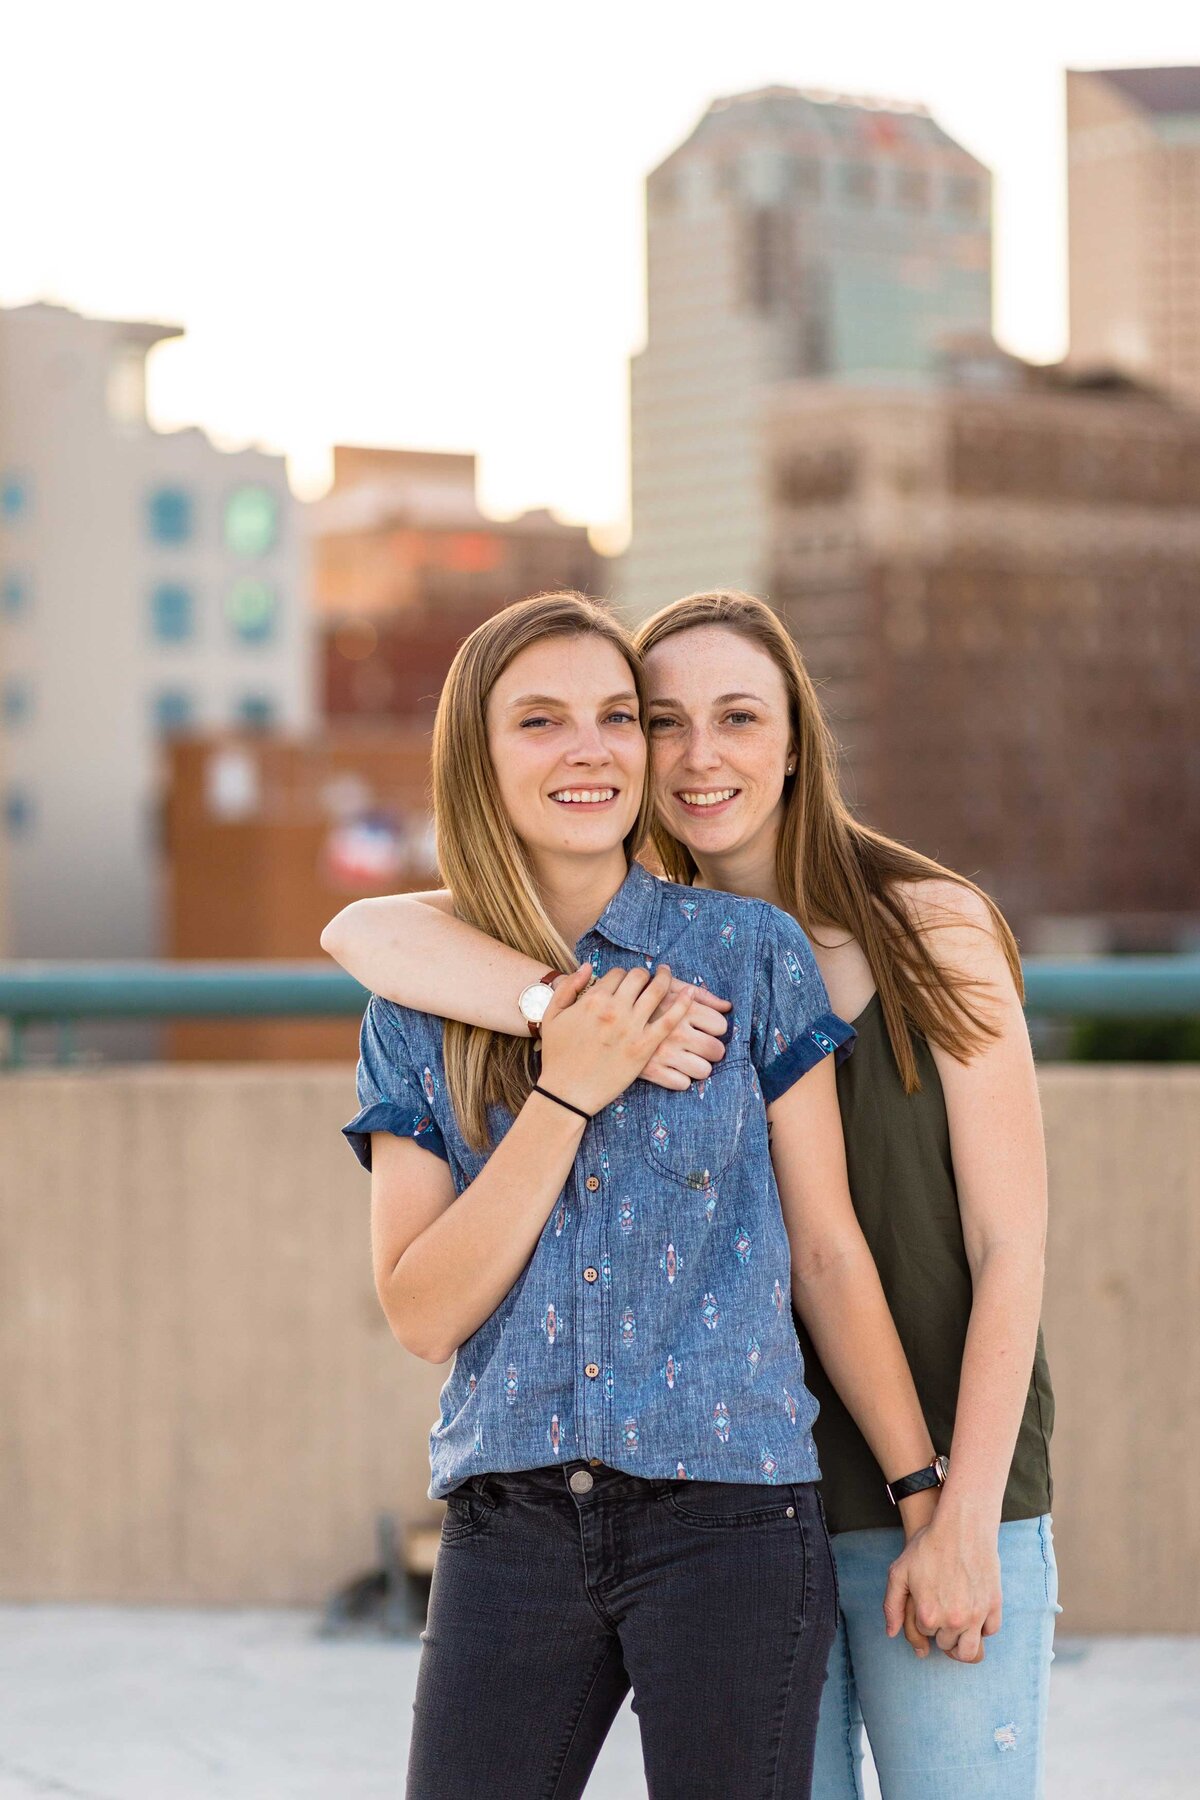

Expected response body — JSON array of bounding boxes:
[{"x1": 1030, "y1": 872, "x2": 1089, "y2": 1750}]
[{"x1": 0, "y1": 3, "x2": 1198, "y2": 1783}]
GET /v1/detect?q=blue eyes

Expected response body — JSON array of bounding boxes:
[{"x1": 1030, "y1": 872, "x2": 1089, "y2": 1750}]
[{"x1": 519, "y1": 711, "x2": 638, "y2": 730}]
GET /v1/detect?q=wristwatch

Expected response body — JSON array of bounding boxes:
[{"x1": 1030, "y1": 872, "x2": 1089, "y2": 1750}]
[
  {"x1": 518, "y1": 971, "x2": 564, "y2": 1037},
  {"x1": 886, "y1": 1454, "x2": 950, "y2": 1506}
]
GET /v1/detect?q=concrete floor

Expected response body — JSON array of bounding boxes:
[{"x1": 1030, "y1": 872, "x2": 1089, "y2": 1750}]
[{"x1": 1, "y1": 1608, "x2": 1197, "y2": 1798}]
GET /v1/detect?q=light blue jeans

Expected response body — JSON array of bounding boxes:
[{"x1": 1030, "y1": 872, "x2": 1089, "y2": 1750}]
[{"x1": 811, "y1": 1514, "x2": 1060, "y2": 1800}]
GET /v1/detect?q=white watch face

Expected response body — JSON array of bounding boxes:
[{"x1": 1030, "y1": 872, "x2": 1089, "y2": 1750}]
[{"x1": 518, "y1": 981, "x2": 556, "y2": 1025}]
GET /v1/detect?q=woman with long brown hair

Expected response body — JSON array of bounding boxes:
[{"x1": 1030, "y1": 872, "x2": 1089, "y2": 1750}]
[
  {"x1": 325, "y1": 589, "x2": 1058, "y2": 1799},
  {"x1": 334, "y1": 591, "x2": 948, "y2": 1799}
]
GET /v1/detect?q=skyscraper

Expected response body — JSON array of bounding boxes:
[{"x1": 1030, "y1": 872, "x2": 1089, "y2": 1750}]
[
  {"x1": 1067, "y1": 67, "x2": 1200, "y2": 402},
  {"x1": 623, "y1": 86, "x2": 993, "y2": 619}
]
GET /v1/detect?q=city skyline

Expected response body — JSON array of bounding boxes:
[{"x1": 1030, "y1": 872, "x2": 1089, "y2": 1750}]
[{"x1": 2, "y1": 1, "x2": 1196, "y2": 538}]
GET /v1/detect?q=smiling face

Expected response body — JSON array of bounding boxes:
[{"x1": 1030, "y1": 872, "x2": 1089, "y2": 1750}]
[
  {"x1": 485, "y1": 634, "x2": 646, "y2": 872},
  {"x1": 644, "y1": 625, "x2": 794, "y2": 876}
]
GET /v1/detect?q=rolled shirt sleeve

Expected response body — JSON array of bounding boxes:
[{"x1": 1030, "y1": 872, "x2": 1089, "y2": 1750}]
[
  {"x1": 341, "y1": 995, "x2": 449, "y2": 1172},
  {"x1": 749, "y1": 906, "x2": 856, "y2": 1107}
]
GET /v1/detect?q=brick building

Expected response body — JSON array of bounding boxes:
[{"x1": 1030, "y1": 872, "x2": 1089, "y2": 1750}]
[
  {"x1": 766, "y1": 348, "x2": 1200, "y2": 946},
  {"x1": 164, "y1": 730, "x2": 436, "y2": 1061},
  {"x1": 312, "y1": 447, "x2": 605, "y2": 723}
]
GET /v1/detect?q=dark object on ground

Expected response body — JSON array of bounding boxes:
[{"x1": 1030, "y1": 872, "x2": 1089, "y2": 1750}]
[{"x1": 318, "y1": 1511, "x2": 441, "y2": 1639}]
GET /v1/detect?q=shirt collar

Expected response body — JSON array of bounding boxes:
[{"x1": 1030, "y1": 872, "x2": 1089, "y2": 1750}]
[{"x1": 580, "y1": 859, "x2": 662, "y2": 960}]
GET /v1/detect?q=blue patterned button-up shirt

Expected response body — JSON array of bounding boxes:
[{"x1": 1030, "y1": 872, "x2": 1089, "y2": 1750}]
[{"x1": 342, "y1": 860, "x2": 855, "y2": 1499}]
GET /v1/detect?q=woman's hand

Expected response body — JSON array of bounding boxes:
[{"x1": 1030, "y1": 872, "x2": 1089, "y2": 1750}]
[
  {"x1": 883, "y1": 1508, "x2": 1002, "y2": 1663},
  {"x1": 538, "y1": 965, "x2": 693, "y2": 1116},
  {"x1": 641, "y1": 982, "x2": 731, "y2": 1091}
]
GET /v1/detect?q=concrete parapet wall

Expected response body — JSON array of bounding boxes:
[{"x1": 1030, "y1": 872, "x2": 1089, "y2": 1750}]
[{"x1": 1, "y1": 1063, "x2": 1196, "y2": 1630}]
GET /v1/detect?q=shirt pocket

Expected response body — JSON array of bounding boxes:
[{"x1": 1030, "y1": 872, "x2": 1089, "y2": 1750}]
[{"x1": 633, "y1": 1055, "x2": 755, "y2": 1190}]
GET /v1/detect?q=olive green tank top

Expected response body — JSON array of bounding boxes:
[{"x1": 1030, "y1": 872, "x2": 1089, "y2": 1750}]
[{"x1": 793, "y1": 992, "x2": 1055, "y2": 1535}]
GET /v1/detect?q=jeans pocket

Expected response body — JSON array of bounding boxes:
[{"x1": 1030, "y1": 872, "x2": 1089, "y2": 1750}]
[
  {"x1": 665, "y1": 1478, "x2": 802, "y2": 1529},
  {"x1": 441, "y1": 1476, "x2": 497, "y2": 1543}
]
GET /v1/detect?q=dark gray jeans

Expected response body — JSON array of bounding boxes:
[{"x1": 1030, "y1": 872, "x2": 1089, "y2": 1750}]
[{"x1": 406, "y1": 1460, "x2": 838, "y2": 1800}]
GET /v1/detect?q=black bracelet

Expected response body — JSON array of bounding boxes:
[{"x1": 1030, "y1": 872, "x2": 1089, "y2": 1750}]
[{"x1": 531, "y1": 1083, "x2": 592, "y2": 1124}]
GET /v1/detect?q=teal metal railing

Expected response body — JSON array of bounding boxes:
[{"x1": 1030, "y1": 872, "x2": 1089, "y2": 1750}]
[
  {"x1": 1, "y1": 957, "x2": 1198, "y2": 1069},
  {"x1": 0, "y1": 964, "x2": 365, "y2": 1067}
]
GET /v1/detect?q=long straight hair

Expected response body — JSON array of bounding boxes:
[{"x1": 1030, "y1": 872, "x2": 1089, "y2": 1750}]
[
  {"x1": 432, "y1": 592, "x2": 651, "y2": 1147},
  {"x1": 634, "y1": 590, "x2": 1023, "y2": 1092}
]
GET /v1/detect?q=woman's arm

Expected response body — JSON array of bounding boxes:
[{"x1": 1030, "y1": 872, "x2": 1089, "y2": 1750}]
[
  {"x1": 884, "y1": 881, "x2": 1048, "y2": 1663},
  {"x1": 371, "y1": 965, "x2": 691, "y2": 1361},
  {"x1": 321, "y1": 889, "x2": 732, "y2": 1089},
  {"x1": 323, "y1": 890, "x2": 544, "y2": 1034},
  {"x1": 771, "y1": 1057, "x2": 938, "y2": 1537}
]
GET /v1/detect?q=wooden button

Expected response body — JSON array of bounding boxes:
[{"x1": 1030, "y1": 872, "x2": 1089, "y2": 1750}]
[
  {"x1": 585, "y1": 1175, "x2": 600, "y2": 1192},
  {"x1": 584, "y1": 1363, "x2": 600, "y2": 1378},
  {"x1": 583, "y1": 1267, "x2": 599, "y2": 1283}
]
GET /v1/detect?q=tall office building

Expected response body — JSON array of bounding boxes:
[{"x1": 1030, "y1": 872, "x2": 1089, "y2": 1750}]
[
  {"x1": 624, "y1": 86, "x2": 993, "y2": 618},
  {"x1": 0, "y1": 303, "x2": 313, "y2": 991},
  {"x1": 1067, "y1": 67, "x2": 1200, "y2": 403}
]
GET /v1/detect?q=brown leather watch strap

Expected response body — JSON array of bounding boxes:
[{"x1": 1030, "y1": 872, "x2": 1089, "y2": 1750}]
[{"x1": 526, "y1": 971, "x2": 564, "y2": 1037}]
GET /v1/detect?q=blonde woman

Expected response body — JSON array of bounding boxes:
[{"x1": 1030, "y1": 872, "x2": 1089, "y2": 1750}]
[
  {"x1": 325, "y1": 591, "x2": 1057, "y2": 1799},
  {"x1": 332, "y1": 593, "x2": 945, "y2": 1800}
]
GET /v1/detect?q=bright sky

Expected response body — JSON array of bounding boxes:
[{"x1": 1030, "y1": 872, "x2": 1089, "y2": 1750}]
[{"x1": 2, "y1": 2, "x2": 1195, "y2": 540}]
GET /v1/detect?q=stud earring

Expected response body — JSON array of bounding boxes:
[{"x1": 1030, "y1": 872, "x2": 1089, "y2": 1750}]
[{"x1": 786, "y1": 761, "x2": 796, "y2": 777}]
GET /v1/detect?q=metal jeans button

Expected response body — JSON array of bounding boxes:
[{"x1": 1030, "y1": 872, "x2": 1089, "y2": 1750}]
[{"x1": 569, "y1": 1469, "x2": 594, "y2": 1494}]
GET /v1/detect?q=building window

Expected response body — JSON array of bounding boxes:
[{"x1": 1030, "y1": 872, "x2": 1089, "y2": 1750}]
[
  {"x1": 2, "y1": 570, "x2": 29, "y2": 616},
  {"x1": 840, "y1": 162, "x2": 877, "y2": 205},
  {"x1": 945, "y1": 175, "x2": 982, "y2": 216},
  {"x1": 147, "y1": 487, "x2": 193, "y2": 545},
  {"x1": 1, "y1": 474, "x2": 29, "y2": 521},
  {"x1": 226, "y1": 577, "x2": 277, "y2": 643},
  {"x1": 788, "y1": 157, "x2": 823, "y2": 201},
  {"x1": 236, "y1": 693, "x2": 275, "y2": 731},
  {"x1": 153, "y1": 690, "x2": 194, "y2": 735},
  {"x1": 107, "y1": 344, "x2": 147, "y2": 428},
  {"x1": 896, "y1": 168, "x2": 930, "y2": 210},
  {"x1": 224, "y1": 486, "x2": 279, "y2": 556},
  {"x1": 716, "y1": 160, "x2": 741, "y2": 201},
  {"x1": 743, "y1": 207, "x2": 794, "y2": 313},
  {"x1": 151, "y1": 582, "x2": 195, "y2": 643},
  {"x1": 650, "y1": 169, "x2": 679, "y2": 214},
  {"x1": 3, "y1": 679, "x2": 31, "y2": 725},
  {"x1": 4, "y1": 789, "x2": 33, "y2": 835}
]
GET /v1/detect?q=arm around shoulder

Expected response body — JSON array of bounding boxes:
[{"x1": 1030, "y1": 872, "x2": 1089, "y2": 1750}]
[{"x1": 320, "y1": 888, "x2": 550, "y2": 1031}]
